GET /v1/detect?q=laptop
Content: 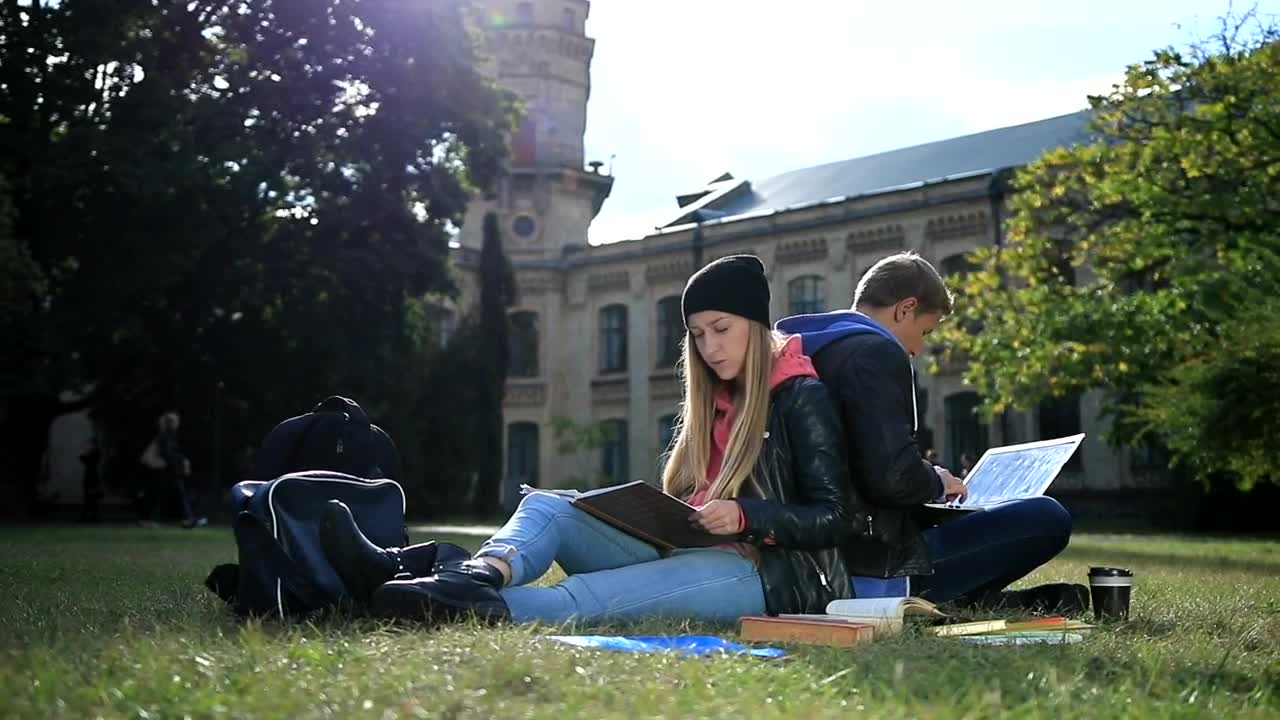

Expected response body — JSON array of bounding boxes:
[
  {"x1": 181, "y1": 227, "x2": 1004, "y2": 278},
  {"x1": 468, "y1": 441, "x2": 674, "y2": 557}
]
[{"x1": 918, "y1": 434, "x2": 1085, "y2": 522}]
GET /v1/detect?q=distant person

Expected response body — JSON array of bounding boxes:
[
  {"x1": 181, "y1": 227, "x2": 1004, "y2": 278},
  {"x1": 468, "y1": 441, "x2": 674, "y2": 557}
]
[
  {"x1": 924, "y1": 449, "x2": 939, "y2": 465},
  {"x1": 79, "y1": 438, "x2": 103, "y2": 523},
  {"x1": 776, "y1": 252, "x2": 1086, "y2": 613},
  {"x1": 959, "y1": 453, "x2": 976, "y2": 479},
  {"x1": 139, "y1": 411, "x2": 207, "y2": 529}
]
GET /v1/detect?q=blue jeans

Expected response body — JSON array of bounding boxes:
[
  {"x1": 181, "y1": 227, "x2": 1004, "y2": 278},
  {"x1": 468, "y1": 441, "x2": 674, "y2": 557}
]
[
  {"x1": 475, "y1": 492, "x2": 766, "y2": 624},
  {"x1": 911, "y1": 497, "x2": 1073, "y2": 603}
]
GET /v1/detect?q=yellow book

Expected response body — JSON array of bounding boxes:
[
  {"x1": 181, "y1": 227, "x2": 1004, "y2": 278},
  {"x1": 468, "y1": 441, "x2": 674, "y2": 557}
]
[
  {"x1": 935, "y1": 617, "x2": 1096, "y2": 638},
  {"x1": 1002, "y1": 619, "x2": 1095, "y2": 633},
  {"x1": 933, "y1": 619, "x2": 1008, "y2": 637}
]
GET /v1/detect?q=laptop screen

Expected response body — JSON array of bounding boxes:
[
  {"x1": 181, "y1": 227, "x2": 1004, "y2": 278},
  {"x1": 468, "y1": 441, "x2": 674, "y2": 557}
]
[{"x1": 958, "y1": 434, "x2": 1085, "y2": 507}]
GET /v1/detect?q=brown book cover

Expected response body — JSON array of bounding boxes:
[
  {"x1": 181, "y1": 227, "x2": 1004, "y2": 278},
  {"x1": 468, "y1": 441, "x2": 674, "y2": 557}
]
[
  {"x1": 739, "y1": 615, "x2": 877, "y2": 648},
  {"x1": 567, "y1": 481, "x2": 725, "y2": 552}
]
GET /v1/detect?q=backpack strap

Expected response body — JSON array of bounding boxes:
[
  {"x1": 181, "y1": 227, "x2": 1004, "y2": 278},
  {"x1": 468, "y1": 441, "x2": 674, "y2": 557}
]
[
  {"x1": 282, "y1": 414, "x2": 325, "y2": 476},
  {"x1": 313, "y1": 396, "x2": 370, "y2": 424}
]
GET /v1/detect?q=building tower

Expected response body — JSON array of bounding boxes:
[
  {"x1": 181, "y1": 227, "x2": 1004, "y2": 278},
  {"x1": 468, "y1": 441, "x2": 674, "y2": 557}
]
[
  {"x1": 460, "y1": 1, "x2": 613, "y2": 506},
  {"x1": 460, "y1": 0, "x2": 613, "y2": 260}
]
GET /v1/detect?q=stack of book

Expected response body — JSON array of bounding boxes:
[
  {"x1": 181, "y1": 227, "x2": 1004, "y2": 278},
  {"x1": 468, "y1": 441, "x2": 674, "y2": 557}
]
[{"x1": 739, "y1": 597, "x2": 1094, "y2": 648}]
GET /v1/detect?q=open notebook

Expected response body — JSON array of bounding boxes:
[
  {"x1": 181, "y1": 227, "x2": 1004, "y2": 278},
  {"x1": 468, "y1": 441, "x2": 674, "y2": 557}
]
[{"x1": 824, "y1": 597, "x2": 946, "y2": 629}]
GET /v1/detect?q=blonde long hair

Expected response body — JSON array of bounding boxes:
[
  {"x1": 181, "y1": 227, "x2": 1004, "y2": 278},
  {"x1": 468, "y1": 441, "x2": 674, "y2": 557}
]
[{"x1": 661, "y1": 323, "x2": 785, "y2": 501}]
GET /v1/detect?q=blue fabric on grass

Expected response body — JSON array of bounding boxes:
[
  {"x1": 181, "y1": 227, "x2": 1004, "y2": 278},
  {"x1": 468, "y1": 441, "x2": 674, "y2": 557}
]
[{"x1": 544, "y1": 634, "x2": 785, "y2": 658}]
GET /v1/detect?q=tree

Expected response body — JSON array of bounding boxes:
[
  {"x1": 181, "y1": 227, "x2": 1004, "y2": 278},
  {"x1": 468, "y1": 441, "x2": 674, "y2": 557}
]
[
  {"x1": 550, "y1": 416, "x2": 613, "y2": 489},
  {"x1": 471, "y1": 212, "x2": 517, "y2": 516},
  {"x1": 0, "y1": 0, "x2": 516, "y2": 505},
  {"x1": 937, "y1": 15, "x2": 1280, "y2": 489},
  {"x1": 0, "y1": 173, "x2": 42, "y2": 386}
]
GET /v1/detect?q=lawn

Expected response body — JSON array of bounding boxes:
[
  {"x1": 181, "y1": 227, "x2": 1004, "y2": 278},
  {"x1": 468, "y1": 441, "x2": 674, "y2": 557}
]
[{"x1": 0, "y1": 526, "x2": 1276, "y2": 719}]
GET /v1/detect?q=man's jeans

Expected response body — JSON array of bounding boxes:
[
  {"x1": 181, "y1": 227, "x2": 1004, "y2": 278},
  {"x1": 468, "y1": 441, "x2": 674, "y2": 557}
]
[
  {"x1": 476, "y1": 492, "x2": 766, "y2": 624},
  {"x1": 911, "y1": 496, "x2": 1073, "y2": 603}
]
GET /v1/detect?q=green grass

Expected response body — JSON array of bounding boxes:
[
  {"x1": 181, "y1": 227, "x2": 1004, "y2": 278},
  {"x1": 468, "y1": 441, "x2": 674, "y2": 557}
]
[{"x1": 0, "y1": 527, "x2": 1276, "y2": 719}]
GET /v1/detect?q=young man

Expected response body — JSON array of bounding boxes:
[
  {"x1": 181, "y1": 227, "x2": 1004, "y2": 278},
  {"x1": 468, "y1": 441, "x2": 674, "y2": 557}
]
[{"x1": 776, "y1": 252, "x2": 1086, "y2": 611}]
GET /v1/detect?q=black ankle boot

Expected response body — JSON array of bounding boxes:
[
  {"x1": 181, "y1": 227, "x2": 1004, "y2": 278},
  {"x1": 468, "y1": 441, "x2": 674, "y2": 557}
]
[
  {"x1": 318, "y1": 500, "x2": 470, "y2": 605},
  {"x1": 1008, "y1": 583, "x2": 1090, "y2": 615},
  {"x1": 970, "y1": 583, "x2": 1090, "y2": 615},
  {"x1": 370, "y1": 559, "x2": 510, "y2": 623}
]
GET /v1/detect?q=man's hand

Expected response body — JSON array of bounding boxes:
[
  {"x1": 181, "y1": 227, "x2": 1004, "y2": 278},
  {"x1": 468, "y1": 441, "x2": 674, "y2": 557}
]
[
  {"x1": 934, "y1": 467, "x2": 967, "y2": 503},
  {"x1": 690, "y1": 499, "x2": 743, "y2": 535}
]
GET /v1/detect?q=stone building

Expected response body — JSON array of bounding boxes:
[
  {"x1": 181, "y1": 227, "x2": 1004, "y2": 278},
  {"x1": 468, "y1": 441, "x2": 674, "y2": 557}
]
[{"x1": 458, "y1": 1, "x2": 1172, "y2": 516}]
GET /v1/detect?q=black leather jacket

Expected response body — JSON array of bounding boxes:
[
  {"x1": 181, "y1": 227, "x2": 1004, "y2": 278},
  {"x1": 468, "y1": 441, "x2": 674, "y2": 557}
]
[
  {"x1": 811, "y1": 334, "x2": 943, "y2": 578},
  {"x1": 735, "y1": 376, "x2": 855, "y2": 615}
]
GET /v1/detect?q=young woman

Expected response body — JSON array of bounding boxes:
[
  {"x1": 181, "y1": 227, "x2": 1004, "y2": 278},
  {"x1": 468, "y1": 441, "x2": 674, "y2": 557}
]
[{"x1": 320, "y1": 254, "x2": 855, "y2": 624}]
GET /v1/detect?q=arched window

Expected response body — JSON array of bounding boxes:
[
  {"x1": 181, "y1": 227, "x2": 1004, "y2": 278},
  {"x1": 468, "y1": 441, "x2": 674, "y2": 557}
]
[
  {"x1": 655, "y1": 296, "x2": 683, "y2": 368},
  {"x1": 427, "y1": 306, "x2": 456, "y2": 348},
  {"x1": 507, "y1": 422, "x2": 539, "y2": 488},
  {"x1": 509, "y1": 311, "x2": 539, "y2": 378},
  {"x1": 599, "y1": 304, "x2": 628, "y2": 373},
  {"x1": 562, "y1": 7, "x2": 576, "y2": 30},
  {"x1": 788, "y1": 275, "x2": 826, "y2": 315},
  {"x1": 945, "y1": 392, "x2": 989, "y2": 473},
  {"x1": 600, "y1": 419, "x2": 629, "y2": 486},
  {"x1": 1039, "y1": 393, "x2": 1084, "y2": 471},
  {"x1": 515, "y1": 2, "x2": 534, "y2": 24},
  {"x1": 657, "y1": 414, "x2": 678, "y2": 455}
]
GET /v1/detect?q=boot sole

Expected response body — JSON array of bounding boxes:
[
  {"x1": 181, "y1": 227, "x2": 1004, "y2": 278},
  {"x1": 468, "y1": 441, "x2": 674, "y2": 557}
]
[{"x1": 371, "y1": 585, "x2": 510, "y2": 624}]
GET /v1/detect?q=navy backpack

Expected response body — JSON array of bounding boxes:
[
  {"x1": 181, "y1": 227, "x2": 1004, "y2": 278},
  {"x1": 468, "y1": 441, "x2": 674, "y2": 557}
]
[
  {"x1": 205, "y1": 470, "x2": 408, "y2": 617},
  {"x1": 249, "y1": 395, "x2": 403, "y2": 482},
  {"x1": 205, "y1": 397, "x2": 409, "y2": 618}
]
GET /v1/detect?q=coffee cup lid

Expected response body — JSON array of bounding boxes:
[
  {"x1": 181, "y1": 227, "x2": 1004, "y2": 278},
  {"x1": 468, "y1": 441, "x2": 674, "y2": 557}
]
[{"x1": 1089, "y1": 566, "x2": 1133, "y2": 577}]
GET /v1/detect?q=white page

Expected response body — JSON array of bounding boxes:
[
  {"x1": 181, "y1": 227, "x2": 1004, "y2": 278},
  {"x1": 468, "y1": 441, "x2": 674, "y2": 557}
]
[
  {"x1": 518, "y1": 484, "x2": 581, "y2": 499},
  {"x1": 825, "y1": 598, "x2": 909, "y2": 619}
]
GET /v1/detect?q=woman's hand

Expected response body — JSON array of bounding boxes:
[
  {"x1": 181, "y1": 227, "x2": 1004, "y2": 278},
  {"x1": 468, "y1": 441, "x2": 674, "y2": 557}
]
[{"x1": 690, "y1": 499, "x2": 743, "y2": 535}]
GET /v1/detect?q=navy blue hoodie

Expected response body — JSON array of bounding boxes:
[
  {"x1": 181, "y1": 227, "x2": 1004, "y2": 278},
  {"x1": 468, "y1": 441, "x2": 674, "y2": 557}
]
[{"x1": 775, "y1": 311, "x2": 918, "y2": 432}]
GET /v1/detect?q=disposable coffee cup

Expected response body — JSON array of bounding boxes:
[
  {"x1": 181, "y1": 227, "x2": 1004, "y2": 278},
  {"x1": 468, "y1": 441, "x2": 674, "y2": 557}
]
[{"x1": 1088, "y1": 567, "x2": 1134, "y2": 621}]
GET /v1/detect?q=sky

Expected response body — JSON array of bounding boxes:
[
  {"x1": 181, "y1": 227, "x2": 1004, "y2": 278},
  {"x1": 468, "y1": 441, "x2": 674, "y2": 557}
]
[{"x1": 580, "y1": 0, "x2": 1279, "y2": 245}]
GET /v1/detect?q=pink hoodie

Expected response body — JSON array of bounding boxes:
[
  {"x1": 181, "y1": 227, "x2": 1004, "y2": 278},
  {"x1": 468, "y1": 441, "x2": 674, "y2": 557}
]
[{"x1": 688, "y1": 335, "x2": 818, "y2": 509}]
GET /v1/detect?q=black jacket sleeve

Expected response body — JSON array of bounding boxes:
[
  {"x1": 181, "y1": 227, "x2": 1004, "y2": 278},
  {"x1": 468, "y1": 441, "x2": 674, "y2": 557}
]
[
  {"x1": 737, "y1": 378, "x2": 853, "y2": 549},
  {"x1": 832, "y1": 339, "x2": 941, "y2": 507}
]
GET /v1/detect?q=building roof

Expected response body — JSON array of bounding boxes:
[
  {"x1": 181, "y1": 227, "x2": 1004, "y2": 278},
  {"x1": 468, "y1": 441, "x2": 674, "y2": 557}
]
[{"x1": 665, "y1": 110, "x2": 1094, "y2": 227}]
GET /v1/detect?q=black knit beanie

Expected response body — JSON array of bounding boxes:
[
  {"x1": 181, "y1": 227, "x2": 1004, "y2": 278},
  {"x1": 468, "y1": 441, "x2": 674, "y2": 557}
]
[{"x1": 681, "y1": 254, "x2": 771, "y2": 329}]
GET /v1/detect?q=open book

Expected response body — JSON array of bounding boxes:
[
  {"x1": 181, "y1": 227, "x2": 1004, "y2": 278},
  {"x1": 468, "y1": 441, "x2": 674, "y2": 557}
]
[
  {"x1": 821, "y1": 597, "x2": 947, "y2": 633},
  {"x1": 520, "y1": 481, "x2": 723, "y2": 552}
]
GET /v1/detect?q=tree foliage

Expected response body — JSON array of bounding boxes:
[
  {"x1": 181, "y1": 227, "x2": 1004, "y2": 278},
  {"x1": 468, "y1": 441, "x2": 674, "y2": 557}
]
[
  {"x1": 550, "y1": 416, "x2": 613, "y2": 489},
  {"x1": 471, "y1": 211, "x2": 516, "y2": 515},
  {"x1": 0, "y1": 0, "x2": 517, "y2": 507},
  {"x1": 937, "y1": 15, "x2": 1280, "y2": 489}
]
